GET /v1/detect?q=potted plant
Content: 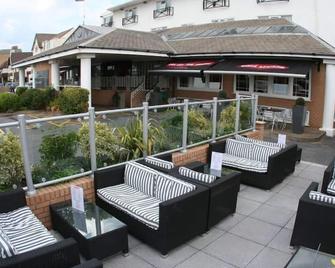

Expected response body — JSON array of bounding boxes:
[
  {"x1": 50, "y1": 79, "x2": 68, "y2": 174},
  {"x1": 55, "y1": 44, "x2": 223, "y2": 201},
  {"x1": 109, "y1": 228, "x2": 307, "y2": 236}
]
[
  {"x1": 112, "y1": 92, "x2": 120, "y2": 108},
  {"x1": 292, "y1": 97, "x2": 307, "y2": 134},
  {"x1": 149, "y1": 86, "x2": 163, "y2": 105}
]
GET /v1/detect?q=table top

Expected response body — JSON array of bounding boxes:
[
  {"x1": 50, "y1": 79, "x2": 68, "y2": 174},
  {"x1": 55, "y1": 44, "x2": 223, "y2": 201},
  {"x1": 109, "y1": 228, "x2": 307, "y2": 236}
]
[
  {"x1": 203, "y1": 164, "x2": 240, "y2": 178},
  {"x1": 286, "y1": 247, "x2": 335, "y2": 268},
  {"x1": 54, "y1": 202, "x2": 126, "y2": 239}
]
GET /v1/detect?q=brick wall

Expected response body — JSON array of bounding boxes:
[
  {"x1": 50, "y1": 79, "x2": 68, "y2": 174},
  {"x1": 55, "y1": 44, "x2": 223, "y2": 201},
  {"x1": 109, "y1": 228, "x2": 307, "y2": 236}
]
[
  {"x1": 172, "y1": 144, "x2": 209, "y2": 165},
  {"x1": 175, "y1": 89, "x2": 218, "y2": 100},
  {"x1": 26, "y1": 177, "x2": 94, "y2": 229}
]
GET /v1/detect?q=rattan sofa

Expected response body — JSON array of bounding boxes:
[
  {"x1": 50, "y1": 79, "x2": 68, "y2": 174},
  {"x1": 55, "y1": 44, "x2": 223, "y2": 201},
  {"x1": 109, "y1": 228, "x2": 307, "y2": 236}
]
[
  {"x1": 321, "y1": 157, "x2": 335, "y2": 194},
  {"x1": 94, "y1": 162, "x2": 209, "y2": 255},
  {"x1": 0, "y1": 189, "x2": 80, "y2": 268}
]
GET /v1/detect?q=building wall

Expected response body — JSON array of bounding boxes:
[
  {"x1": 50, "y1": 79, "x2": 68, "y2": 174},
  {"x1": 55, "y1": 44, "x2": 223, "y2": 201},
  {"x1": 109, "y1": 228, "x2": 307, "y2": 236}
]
[
  {"x1": 34, "y1": 62, "x2": 51, "y2": 87},
  {"x1": 108, "y1": 0, "x2": 335, "y2": 47}
]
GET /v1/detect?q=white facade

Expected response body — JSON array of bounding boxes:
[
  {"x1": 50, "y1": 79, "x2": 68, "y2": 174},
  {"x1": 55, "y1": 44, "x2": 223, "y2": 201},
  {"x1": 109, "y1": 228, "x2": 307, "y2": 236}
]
[{"x1": 104, "y1": 0, "x2": 335, "y2": 47}]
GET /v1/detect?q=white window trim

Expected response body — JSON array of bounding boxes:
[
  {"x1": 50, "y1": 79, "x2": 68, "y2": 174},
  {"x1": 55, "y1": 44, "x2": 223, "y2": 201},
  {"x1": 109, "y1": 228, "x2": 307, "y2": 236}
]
[
  {"x1": 233, "y1": 70, "x2": 312, "y2": 101},
  {"x1": 177, "y1": 75, "x2": 222, "y2": 92}
]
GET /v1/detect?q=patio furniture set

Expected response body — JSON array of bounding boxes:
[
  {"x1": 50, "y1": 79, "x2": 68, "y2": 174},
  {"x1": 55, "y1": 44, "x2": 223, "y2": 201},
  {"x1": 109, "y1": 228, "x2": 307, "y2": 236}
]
[{"x1": 0, "y1": 134, "x2": 301, "y2": 267}]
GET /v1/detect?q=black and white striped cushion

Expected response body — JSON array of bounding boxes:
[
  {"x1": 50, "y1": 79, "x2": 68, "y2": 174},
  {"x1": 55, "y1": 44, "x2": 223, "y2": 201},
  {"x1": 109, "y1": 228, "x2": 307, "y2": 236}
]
[
  {"x1": 124, "y1": 162, "x2": 157, "y2": 197},
  {"x1": 0, "y1": 207, "x2": 56, "y2": 254},
  {"x1": 250, "y1": 143, "x2": 280, "y2": 163},
  {"x1": 235, "y1": 134, "x2": 254, "y2": 143},
  {"x1": 327, "y1": 179, "x2": 335, "y2": 195},
  {"x1": 254, "y1": 139, "x2": 285, "y2": 149},
  {"x1": 145, "y1": 156, "x2": 174, "y2": 170},
  {"x1": 98, "y1": 184, "x2": 160, "y2": 230},
  {"x1": 155, "y1": 173, "x2": 196, "y2": 201},
  {"x1": 179, "y1": 167, "x2": 216, "y2": 184},
  {"x1": 0, "y1": 228, "x2": 16, "y2": 259},
  {"x1": 226, "y1": 139, "x2": 252, "y2": 159},
  {"x1": 222, "y1": 153, "x2": 268, "y2": 173},
  {"x1": 309, "y1": 191, "x2": 335, "y2": 204}
]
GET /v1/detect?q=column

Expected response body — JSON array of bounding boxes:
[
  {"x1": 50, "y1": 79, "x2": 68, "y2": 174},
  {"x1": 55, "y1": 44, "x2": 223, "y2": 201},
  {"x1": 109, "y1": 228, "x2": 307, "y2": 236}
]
[
  {"x1": 321, "y1": 61, "x2": 335, "y2": 137},
  {"x1": 49, "y1": 60, "x2": 60, "y2": 90},
  {"x1": 31, "y1": 65, "x2": 36, "y2": 88},
  {"x1": 77, "y1": 54, "x2": 95, "y2": 108},
  {"x1": 18, "y1": 68, "x2": 25, "y2": 87}
]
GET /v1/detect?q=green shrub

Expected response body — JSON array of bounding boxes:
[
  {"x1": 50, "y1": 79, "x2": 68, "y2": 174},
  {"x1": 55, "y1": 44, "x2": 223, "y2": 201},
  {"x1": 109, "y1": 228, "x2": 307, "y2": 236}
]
[
  {"x1": 0, "y1": 93, "x2": 21, "y2": 112},
  {"x1": 20, "y1": 89, "x2": 52, "y2": 110},
  {"x1": 15, "y1": 87, "x2": 28, "y2": 96},
  {"x1": 295, "y1": 97, "x2": 306, "y2": 106},
  {"x1": 58, "y1": 88, "x2": 89, "y2": 114},
  {"x1": 0, "y1": 131, "x2": 24, "y2": 191}
]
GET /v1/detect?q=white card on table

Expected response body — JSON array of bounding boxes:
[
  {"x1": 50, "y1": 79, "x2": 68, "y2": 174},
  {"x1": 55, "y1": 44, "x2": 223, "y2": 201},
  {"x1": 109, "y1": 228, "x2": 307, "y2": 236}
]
[
  {"x1": 210, "y1": 152, "x2": 224, "y2": 172},
  {"x1": 71, "y1": 185, "x2": 85, "y2": 212},
  {"x1": 278, "y1": 134, "x2": 287, "y2": 146}
]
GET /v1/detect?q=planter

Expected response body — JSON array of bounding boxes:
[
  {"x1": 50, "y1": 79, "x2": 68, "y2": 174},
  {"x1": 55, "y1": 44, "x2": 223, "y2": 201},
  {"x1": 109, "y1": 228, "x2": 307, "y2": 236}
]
[
  {"x1": 149, "y1": 91, "x2": 168, "y2": 106},
  {"x1": 292, "y1": 105, "x2": 307, "y2": 134}
]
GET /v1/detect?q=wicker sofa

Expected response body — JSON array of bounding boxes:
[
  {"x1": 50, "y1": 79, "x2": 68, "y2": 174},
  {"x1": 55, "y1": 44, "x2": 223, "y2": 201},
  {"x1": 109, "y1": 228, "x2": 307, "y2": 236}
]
[
  {"x1": 0, "y1": 189, "x2": 80, "y2": 268},
  {"x1": 94, "y1": 161, "x2": 209, "y2": 255},
  {"x1": 321, "y1": 157, "x2": 335, "y2": 195},
  {"x1": 208, "y1": 137, "x2": 297, "y2": 189}
]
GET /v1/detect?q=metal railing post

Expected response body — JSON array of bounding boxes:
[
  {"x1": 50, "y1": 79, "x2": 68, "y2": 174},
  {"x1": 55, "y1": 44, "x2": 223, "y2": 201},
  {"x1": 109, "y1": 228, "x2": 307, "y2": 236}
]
[
  {"x1": 253, "y1": 94, "x2": 259, "y2": 131},
  {"x1": 18, "y1": 115, "x2": 36, "y2": 195},
  {"x1": 212, "y1": 97, "x2": 218, "y2": 142},
  {"x1": 88, "y1": 107, "x2": 97, "y2": 173},
  {"x1": 235, "y1": 94, "x2": 241, "y2": 134},
  {"x1": 142, "y1": 102, "x2": 149, "y2": 157},
  {"x1": 182, "y1": 99, "x2": 189, "y2": 153}
]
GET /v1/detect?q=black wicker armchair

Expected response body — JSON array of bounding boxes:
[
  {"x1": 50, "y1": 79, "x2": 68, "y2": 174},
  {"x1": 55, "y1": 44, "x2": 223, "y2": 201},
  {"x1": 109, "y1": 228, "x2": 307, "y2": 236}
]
[
  {"x1": 0, "y1": 189, "x2": 81, "y2": 268},
  {"x1": 321, "y1": 157, "x2": 335, "y2": 194}
]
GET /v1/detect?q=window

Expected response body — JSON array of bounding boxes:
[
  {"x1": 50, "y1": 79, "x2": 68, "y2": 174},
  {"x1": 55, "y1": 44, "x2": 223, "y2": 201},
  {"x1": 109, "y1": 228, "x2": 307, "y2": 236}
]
[
  {"x1": 293, "y1": 74, "x2": 310, "y2": 98},
  {"x1": 122, "y1": 9, "x2": 138, "y2": 25},
  {"x1": 257, "y1": 0, "x2": 289, "y2": 3},
  {"x1": 179, "y1": 77, "x2": 190, "y2": 88},
  {"x1": 273, "y1": 77, "x2": 289, "y2": 95},
  {"x1": 254, "y1": 76, "x2": 268, "y2": 93},
  {"x1": 178, "y1": 75, "x2": 222, "y2": 91},
  {"x1": 102, "y1": 16, "x2": 113, "y2": 27},
  {"x1": 236, "y1": 75, "x2": 249, "y2": 92},
  {"x1": 209, "y1": 74, "x2": 222, "y2": 89},
  {"x1": 203, "y1": 0, "x2": 230, "y2": 10},
  {"x1": 154, "y1": 0, "x2": 174, "y2": 18}
]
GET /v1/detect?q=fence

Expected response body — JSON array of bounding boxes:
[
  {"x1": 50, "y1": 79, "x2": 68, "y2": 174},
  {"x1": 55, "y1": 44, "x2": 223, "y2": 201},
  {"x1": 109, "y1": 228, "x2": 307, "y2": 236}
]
[{"x1": 0, "y1": 94, "x2": 258, "y2": 195}]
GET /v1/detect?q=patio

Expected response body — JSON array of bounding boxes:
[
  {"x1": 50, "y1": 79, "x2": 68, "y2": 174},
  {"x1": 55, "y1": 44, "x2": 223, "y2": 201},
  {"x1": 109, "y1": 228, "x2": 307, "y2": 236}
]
[{"x1": 69, "y1": 160, "x2": 326, "y2": 268}]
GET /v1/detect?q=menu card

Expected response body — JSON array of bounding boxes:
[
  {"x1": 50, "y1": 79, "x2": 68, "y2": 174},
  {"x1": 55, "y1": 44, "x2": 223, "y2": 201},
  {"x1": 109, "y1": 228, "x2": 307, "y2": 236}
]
[
  {"x1": 71, "y1": 185, "x2": 85, "y2": 212},
  {"x1": 210, "y1": 152, "x2": 224, "y2": 172},
  {"x1": 278, "y1": 134, "x2": 287, "y2": 146}
]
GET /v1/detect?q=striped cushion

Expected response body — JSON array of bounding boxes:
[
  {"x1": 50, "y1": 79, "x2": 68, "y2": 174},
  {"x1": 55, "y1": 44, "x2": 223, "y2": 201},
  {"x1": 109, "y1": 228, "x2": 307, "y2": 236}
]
[
  {"x1": 222, "y1": 153, "x2": 268, "y2": 173},
  {"x1": 236, "y1": 134, "x2": 285, "y2": 149},
  {"x1": 309, "y1": 191, "x2": 335, "y2": 204},
  {"x1": 0, "y1": 207, "x2": 56, "y2": 254},
  {"x1": 179, "y1": 167, "x2": 216, "y2": 184},
  {"x1": 327, "y1": 179, "x2": 335, "y2": 195},
  {"x1": 124, "y1": 162, "x2": 157, "y2": 197},
  {"x1": 0, "y1": 228, "x2": 16, "y2": 259},
  {"x1": 155, "y1": 173, "x2": 196, "y2": 201},
  {"x1": 98, "y1": 184, "x2": 160, "y2": 230},
  {"x1": 226, "y1": 139, "x2": 252, "y2": 159},
  {"x1": 235, "y1": 134, "x2": 254, "y2": 143},
  {"x1": 145, "y1": 156, "x2": 174, "y2": 170},
  {"x1": 250, "y1": 143, "x2": 280, "y2": 163},
  {"x1": 333, "y1": 165, "x2": 335, "y2": 179}
]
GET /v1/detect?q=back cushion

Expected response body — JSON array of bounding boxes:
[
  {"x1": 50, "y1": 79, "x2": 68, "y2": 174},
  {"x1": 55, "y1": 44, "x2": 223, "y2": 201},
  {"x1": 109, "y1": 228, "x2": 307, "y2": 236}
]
[
  {"x1": 155, "y1": 173, "x2": 196, "y2": 201},
  {"x1": 145, "y1": 156, "x2": 174, "y2": 170},
  {"x1": 250, "y1": 144, "x2": 280, "y2": 163},
  {"x1": 124, "y1": 162, "x2": 157, "y2": 197},
  {"x1": 235, "y1": 134, "x2": 254, "y2": 143},
  {"x1": 254, "y1": 139, "x2": 285, "y2": 149},
  {"x1": 226, "y1": 139, "x2": 252, "y2": 159},
  {"x1": 0, "y1": 228, "x2": 17, "y2": 259},
  {"x1": 309, "y1": 191, "x2": 335, "y2": 204},
  {"x1": 179, "y1": 167, "x2": 216, "y2": 184}
]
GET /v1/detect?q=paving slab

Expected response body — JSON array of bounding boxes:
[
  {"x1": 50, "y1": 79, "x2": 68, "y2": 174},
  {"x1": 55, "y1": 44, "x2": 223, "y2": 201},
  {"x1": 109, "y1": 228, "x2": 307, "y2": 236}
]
[
  {"x1": 246, "y1": 247, "x2": 292, "y2": 268},
  {"x1": 236, "y1": 197, "x2": 262, "y2": 216},
  {"x1": 176, "y1": 251, "x2": 235, "y2": 268},
  {"x1": 239, "y1": 186, "x2": 274, "y2": 203},
  {"x1": 215, "y1": 213, "x2": 246, "y2": 232},
  {"x1": 268, "y1": 228, "x2": 296, "y2": 254},
  {"x1": 103, "y1": 253, "x2": 154, "y2": 268},
  {"x1": 188, "y1": 228, "x2": 225, "y2": 250}
]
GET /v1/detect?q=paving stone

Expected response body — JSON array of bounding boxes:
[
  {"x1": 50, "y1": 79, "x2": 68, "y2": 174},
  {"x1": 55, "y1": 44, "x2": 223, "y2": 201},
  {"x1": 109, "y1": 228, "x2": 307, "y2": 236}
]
[
  {"x1": 203, "y1": 233, "x2": 264, "y2": 267},
  {"x1": 246, "y1": 247, "x2": 292, "y2": 268},
  {"x1": 285, "y1": 214, "x2": 296, "y2": 230},
  {"x1": 279, "y1": 184, "x2": 307, "y2": 198},
  {"x1": 128, "y1": 235, "x2": 142, "y2": 249},
  {"x1": 230, "y1": 217, "x2": 281, "y2": 245},
  {"x1": 266, "y1": 193, "x2": 300, "y2": 211},
  {"x1": 287, "y1": 176, "x2": 314, "y2": 189},
  {"x1": 103, "y1": 253, "x2": 154, "y2": 268},
  {"x1": 270, "y1": 181, "x2": 288, "y2": 193},
  {"x1": 236, "y1": 197, "x2": 261, "y2": 216},
  {"x1": 239, "y1": 186, "x2": 274, "y2": 203},
  {"x1": 188, "y1": 228, "x2": 224, "y2": 250},
  {"x1": 176, "y1": 251, "x2": 234, "y2": 268},
  {"x1": 268, "y1": 228, "x2": 296, "y2": 254},
  {"x1": 215, "y1": 213, "x2": 246, "y2": 231}
]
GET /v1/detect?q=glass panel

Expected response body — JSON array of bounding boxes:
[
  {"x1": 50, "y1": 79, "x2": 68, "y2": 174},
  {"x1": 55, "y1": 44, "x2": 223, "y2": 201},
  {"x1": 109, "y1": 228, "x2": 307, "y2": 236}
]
[
  {"x1": 236, "y1": 75, "x2": 249, "y2": 92},
  {"x1": 293, "y1": 74, "x2": 310, "y2": 98},
  {"x1": 148, "y1": 105, "x2": 183, "y2": 154},
  {"x1": 254, "y1": 76, "x2": 268, "y2": 93},
  {"x1": 179, "y1": 77, "x2": 190, "y2": 88},
  {"x1": 273, "y1": 77, "x2": 289, "y2": 95},
  {"x1": 26, "y1": 116, "x2": 90, "y2": 185},
  {"x1": 187, "y1": 103, "x2": 212, "y2": 145},
  {"x1": 209, "y1": 74, "x2": 222, "y2": 90},
  {"x1": 217, "y1": 100, "x2": 237, "y2": 137},
  {"x1": 239, "y1": 98, "x2": 253, "y2": 131},
  {"x1": 193, "y1": 77, "x2": 207, "y2": 89}
]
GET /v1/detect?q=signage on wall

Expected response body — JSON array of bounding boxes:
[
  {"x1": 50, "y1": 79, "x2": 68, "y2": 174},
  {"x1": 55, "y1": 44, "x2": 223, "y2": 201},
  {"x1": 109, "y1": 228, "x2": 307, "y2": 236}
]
[
  {"x1": 239, "y1": 64, "x2": 289, "y2": 70},
  {"x1": 167, "y1": 60, "x2": 217, "y2": 69}
]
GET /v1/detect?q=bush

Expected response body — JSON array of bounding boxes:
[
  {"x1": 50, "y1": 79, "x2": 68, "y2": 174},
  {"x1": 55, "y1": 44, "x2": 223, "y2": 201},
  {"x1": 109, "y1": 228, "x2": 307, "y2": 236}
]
[
  {"x1": 20, "y1": 88, "x2": 54, "y2": 110},
  {"x1": 39, "y1": 132, "x2": 78, "y2": 164},
  {"x1": 295, "y1": 97, "x2": 306, "y2": 106},
  {"x1": 0, "y1": 93, "x2": 21, "y2": 112},
  {"x1": 0, "y1": 131, "x2": 24, "y2": 191},
  {"x1": 15, "y1": 87, "x2": 28, "y2": 96},
  {"x1": 57, "y1": 88, "x2": 89, "y2": 114}
]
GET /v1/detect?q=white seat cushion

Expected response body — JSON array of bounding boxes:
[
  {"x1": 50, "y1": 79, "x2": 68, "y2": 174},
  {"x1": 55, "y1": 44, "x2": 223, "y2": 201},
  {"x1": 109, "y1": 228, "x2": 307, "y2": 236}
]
[
  {"x1": 145, "y1": 156, "x2": 174, "y2": 170},
  {"x1": 98, "y1": 184, "x2": 161, "y2": 230},
  {"x1": 327, "y1": 179, "x2": 335, "y2": 195},
  {"x1": 309, "y1": 191, "x2": 335, "y2": 204},
  {"x1": 0, "y1": 207, "x2": 57, "y2": 254},
  {"x1": 250, "y1": 143, "x2": 280, "y2": 163},
  {"x1": 226, "y1": 139, "x2": 252, "y2": 159},
  {"x1": 222, "y1": 153, "x2": 268, "y2": 173}
]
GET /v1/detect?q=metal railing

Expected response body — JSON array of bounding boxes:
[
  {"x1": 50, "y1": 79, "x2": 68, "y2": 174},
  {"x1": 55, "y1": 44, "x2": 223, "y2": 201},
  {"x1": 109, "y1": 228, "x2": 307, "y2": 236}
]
[{"x1": 0, "y1": 94, "x2": 257, "y2": 195}]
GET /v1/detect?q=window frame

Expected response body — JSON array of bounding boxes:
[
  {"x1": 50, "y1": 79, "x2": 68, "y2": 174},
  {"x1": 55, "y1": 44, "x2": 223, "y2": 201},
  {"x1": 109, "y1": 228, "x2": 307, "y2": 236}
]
[
  {"x1": 177, "y1": 75, "x2": 222, "y2": 92},
  {"x1": 203, "y1": 0, "x2": 230, "y2": 10}
]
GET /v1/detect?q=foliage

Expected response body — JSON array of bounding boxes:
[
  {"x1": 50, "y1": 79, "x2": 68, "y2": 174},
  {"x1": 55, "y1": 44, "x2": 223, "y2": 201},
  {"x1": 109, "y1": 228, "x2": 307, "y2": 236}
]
[
  {"x1": 39, "y1": 132, "x2": 78, "y2": 164},
  {"x1": 0, "y1": 131, "x2": 24, "y2": 191},
  {"x1": 295, "y1": 97, "x2": 306, "y2": 106},
  {"x1": 20, "y1": 88, "x2": 55, "y2": 110},
  {"x1": 15, "y1": 87, "x2": 28, "y2": 96},
  {"x1": 218, "y1": 90, "x2": 227, "y2": 99},
  {"x1": 0, "y1": 93, "x2": 21, "y2": 112},
  {"x1": 188, "y1": 108, "x2": 210, "y2": 130},
  {"x1": 57, "y1": 88, "x2": 89, "y2": 114}
]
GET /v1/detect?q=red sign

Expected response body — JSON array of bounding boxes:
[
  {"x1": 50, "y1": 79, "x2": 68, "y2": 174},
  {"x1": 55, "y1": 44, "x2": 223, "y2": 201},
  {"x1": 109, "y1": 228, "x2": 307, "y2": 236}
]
[
  {"x1": 167, "y1": 60, "x2": 217, "y2": 69},
  {"x1": 239, "y1": 64, "x2": 289, "y2": 70}
]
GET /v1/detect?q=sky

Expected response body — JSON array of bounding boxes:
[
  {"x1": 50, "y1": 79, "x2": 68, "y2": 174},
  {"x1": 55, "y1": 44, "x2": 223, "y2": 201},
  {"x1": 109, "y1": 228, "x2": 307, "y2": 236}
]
[{"x1": 0, "y1": 0, "x2": 127, "y2": 51}]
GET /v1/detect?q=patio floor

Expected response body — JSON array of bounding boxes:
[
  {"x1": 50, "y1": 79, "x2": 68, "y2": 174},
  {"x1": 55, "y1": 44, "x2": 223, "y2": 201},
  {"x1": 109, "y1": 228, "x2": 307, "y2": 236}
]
[{"x1": 79, "y1": 160, "x2": 325, "y2": 268}]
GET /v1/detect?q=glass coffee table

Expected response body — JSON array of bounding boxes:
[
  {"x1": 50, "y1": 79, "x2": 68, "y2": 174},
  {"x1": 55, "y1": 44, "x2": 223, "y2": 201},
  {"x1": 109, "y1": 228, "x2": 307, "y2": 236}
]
[
  {"x1": 285, "y1": 247, "x2": 335, "y2": 268},
  {"x1": 203, "y1": 164, "x2": 239, "y2": 178},
  {"x1": 50, "y1": 202, "x2": 128, "y2": 260}
]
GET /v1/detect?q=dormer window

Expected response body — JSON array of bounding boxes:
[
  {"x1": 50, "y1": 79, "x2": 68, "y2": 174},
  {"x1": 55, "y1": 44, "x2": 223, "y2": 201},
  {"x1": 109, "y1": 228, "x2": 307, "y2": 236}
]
[
  {"x1": 122, "y1": 8, "x2": 138, "y2": 25},
  {"x1": 203, "y1": 0, "x2": 230, "y2": 10},
  {"x1": 102, "y1": 15, "x2": 113, "y2": 27},
  {"x1": 257, "y1": 0, "x2": 289, "y2": 3},
  {"x1": 154, "y1": 1, "x2": 174, "y2": 19}
]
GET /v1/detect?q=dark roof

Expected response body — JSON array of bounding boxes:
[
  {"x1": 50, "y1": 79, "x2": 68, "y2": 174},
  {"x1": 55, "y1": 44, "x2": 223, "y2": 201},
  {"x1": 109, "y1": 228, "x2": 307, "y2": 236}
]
[
  {"x1": 10, "y1": 52, "x2": 33, "y2": 64},
  {"x1": 34, "y1": 33, "x2": 56, "y2": 48},
  {"x1": 55, "y1": 28, "x2": 73, "y2": 38}
]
